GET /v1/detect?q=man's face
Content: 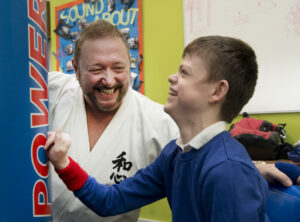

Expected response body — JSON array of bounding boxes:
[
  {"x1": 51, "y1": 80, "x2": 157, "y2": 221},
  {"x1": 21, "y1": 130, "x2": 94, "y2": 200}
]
[
  {"x1": 75, "y1": 37, "x2": 130, "y2": 112},
  {"x1": 164, "y1": 55, "x2": 216, "y2": 119}
]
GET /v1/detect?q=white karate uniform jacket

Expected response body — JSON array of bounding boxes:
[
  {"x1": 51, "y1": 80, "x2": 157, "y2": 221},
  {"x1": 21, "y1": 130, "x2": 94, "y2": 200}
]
[{"x1": 48, "y1": 72, "x2": 178, "y2": 222}]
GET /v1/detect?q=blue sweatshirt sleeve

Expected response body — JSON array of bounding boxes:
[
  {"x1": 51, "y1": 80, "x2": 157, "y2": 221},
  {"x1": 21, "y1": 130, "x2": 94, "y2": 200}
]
[
  {"x1": 202, "y1": 160, "x2": 268, "y2": 222},
  {"x1": 73, "y1": 154, "x2": 167, "y2": 217}
]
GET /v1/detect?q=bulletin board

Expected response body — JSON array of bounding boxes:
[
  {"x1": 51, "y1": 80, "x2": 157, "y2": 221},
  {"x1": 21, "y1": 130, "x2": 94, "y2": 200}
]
[
  {"x1": 49, "y1": 0, "x2": 144, "y2": 93},
  {"x1": 183, "y1": 0, "x2": 300, "y2": 114}
]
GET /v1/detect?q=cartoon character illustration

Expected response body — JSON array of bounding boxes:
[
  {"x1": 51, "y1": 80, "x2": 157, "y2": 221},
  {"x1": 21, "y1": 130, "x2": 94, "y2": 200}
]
[
  {"x1": 121, "y1": 0, "x2": 135, "y2": 10},
  {"x1": 108, "y1": 0, "x2": 117, "y2": 12},
  {"x1": 119, "y1": 27, "x2": 130, "y2": 39},
  {"x1": 128, "y1": 37, "x2": 138, "y2": 49},
  {"x1": 64, "y1": 44, "x2": 73, "y2": 55},
  {"x1": 84, "y1": 0, "x2": 99, "y2": 4},
  {"x1": 78, "y1": 18, "x2": 88, "y2": 30},
  {"x1": 54, "y1": 18, "x2": 77, "y2": 41}
]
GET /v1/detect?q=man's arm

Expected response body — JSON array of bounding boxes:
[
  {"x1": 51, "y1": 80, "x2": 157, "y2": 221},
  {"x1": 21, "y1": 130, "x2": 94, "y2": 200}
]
[{"x1": 256, "y1": 162, "x2": 300, "y2": 186}]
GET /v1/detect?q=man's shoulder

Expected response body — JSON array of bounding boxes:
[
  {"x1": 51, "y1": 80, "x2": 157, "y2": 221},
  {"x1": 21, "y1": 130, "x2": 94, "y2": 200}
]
[
  {"x1": 48, "y1": 72, "x2": 78, "y2": 98},
  {"x1": 48, "y1": 71, "x2": 75, "y2": 80},
  {"x1": 48, "y1": 72, "x2": 79, "y2": 128},
  {"x1": 131, "y1": 89, "x2": 164, "y2": 109},
  {"x1": 48, "y1": 71, "x2": 76, "y2": 88},
  {"x1": 130, "y1": 89, "x2": 169, "y2": 119},
  {"x1": 133, "y1": 90, "x2": 175, "y2": 124},
  {"x1": 128, "y1": 89, "x2": 178, "y2": 138}
]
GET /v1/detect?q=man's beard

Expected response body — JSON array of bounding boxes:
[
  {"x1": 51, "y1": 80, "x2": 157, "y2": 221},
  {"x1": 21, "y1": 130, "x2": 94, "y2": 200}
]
[{"x1": 87, "y1": 82, "x2": 129, "y2": 112}]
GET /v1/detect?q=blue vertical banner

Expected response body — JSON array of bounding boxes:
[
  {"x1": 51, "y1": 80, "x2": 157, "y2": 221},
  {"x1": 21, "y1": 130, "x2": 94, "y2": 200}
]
[{"x1": 0, "y1": 0, "x2": 51, "y2": 221}]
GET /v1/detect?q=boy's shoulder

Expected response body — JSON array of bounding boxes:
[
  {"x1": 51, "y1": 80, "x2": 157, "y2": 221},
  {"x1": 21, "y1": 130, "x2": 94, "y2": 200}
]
[
  {"x1": 156, "y1": 139, "x2": 181, "y2": 161},
  {"x1": 203, "y1": 131, "x2": 256, "y2": 171},
  {"x1": 161, "y1": 139, "x2": 179, "y2": 154},
  {"x1": 201, "y1": 131, "x2": 267, "y2": 187}
]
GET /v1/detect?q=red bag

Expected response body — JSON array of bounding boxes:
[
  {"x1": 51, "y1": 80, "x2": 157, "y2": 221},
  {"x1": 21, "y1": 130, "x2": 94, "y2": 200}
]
[{"x1": 229, "y1": 113, "x2": 291, "y2": 160}]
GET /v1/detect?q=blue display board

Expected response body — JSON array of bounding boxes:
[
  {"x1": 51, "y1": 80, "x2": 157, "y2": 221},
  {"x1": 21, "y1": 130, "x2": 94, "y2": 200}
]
[{"x1": 50, "y1": 0, "x2": 144, "y2": 93}]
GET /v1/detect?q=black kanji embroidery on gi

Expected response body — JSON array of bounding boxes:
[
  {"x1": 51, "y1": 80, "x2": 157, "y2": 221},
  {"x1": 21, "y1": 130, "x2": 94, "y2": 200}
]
[{"x1": 110, "y1": 151, "x2": 133, "y2": 184}]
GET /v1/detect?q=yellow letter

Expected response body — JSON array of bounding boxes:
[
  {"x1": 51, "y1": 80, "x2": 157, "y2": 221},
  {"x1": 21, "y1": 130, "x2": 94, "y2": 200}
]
[
  {"x1": 59, "y1": 10, "x2": 69, "y2": 24},
  {"x1": 102, "y1": 12, "x2": 110, "y2": 22},
  {"x1": 111, "y1": 10, "x2": 121, "y2": 26},
  {"x1": 85, "y1": 2, "x2": 95, "y2": 17},
  {"x1": 129, "y1": 8, "x2": 139, "y2": 25},
  {"x1": 119, "y1": 9, "x2": 130, "y2": 26},
  {"x1": 68, "y1": 6, "x2": 78, "y2": 22},
  {"x1": 95, "y1": 0, "x2": 104, "y2": 15}
]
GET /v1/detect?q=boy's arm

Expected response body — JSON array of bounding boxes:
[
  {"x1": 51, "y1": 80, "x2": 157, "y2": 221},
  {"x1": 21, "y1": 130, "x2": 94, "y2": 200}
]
[
  {"x1": 202, "y1": 160, "x2": 268, "y2": 222},
  {"x1": 55, "y1": 155, "x2": 167, "y2": 217},
  {"x1": 45, "y1": 130, "x2": 167, "y2": 216},
  {"x1": 55, "y1": 156, "x2": 88, "y2": 191}
]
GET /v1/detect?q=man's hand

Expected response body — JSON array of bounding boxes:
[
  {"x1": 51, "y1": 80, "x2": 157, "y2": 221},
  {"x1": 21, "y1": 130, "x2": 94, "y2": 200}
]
[
  {"x1": 44, "y1": 129, "x2": 71, "y2": 170},
  {"x1": 256, "y1": 163, "x2": 300, "y2": 187}
]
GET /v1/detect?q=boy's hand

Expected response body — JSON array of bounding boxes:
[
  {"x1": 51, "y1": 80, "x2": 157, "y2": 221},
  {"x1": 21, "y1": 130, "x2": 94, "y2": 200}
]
[{"x1": 44, "y1": 129, "x2": 71, "y2": 170}]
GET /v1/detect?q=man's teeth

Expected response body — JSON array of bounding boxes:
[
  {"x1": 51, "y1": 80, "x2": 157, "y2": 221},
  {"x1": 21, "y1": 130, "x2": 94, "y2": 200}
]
[{"x1": 99, "y1": 88, "x2": 115, "y2": 95}]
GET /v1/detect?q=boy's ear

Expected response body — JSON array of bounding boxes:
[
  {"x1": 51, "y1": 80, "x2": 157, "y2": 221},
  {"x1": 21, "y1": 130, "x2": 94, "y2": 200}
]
[{"x1": 209, "y1": 80, "x2": 229, "y2": 103}]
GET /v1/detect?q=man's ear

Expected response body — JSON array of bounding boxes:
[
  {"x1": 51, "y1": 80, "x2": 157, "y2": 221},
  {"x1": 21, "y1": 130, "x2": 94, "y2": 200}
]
[
  {"x1": 209, "y1": 80, "x2": 229, "y2": 103},
  {"x1": 72, "y1": 59, "x2": 79, "y2": 80}
]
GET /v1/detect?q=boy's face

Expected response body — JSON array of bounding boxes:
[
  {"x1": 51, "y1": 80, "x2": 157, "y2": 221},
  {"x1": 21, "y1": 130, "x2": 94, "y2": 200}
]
[{"x1": 164, "y1": 55, "x2": 217, "y2": 119}]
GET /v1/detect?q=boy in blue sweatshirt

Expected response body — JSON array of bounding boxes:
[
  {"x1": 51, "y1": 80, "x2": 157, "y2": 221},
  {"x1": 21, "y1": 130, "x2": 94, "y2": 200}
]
[{"x1": 45, "y1": 36, "x2": 269, "y2": 221}]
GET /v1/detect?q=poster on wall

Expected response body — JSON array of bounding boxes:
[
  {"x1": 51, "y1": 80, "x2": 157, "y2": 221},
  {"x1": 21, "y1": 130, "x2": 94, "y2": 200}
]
[{"x1": 50, "y1": 0, "x2": 144, "y2": 93}]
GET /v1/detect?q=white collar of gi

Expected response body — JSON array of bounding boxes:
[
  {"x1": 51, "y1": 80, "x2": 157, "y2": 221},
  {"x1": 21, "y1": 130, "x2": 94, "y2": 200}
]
[{"x1": 176, "y1": 121, "x2": 227, "y2": 152}]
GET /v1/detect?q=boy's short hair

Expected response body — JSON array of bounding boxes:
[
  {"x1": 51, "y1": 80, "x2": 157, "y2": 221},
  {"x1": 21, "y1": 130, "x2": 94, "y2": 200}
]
[
  {"x1": 73, "y1": 19, "x2": 130, "y2": 67},
  {"x1": 183, "y1": 36, "x2": 258, "y2": 123}
]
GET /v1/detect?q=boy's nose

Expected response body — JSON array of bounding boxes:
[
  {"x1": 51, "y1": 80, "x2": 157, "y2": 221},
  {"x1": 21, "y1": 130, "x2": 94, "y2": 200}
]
[{"x1": 168, "y1": 73, "x2": 178, "y2": 83}]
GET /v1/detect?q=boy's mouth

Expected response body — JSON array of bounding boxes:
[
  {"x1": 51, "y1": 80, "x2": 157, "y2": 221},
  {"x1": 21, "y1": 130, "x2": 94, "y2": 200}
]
[{"x1": 168, "y1": 87, "x2": 178, "y2": 96}]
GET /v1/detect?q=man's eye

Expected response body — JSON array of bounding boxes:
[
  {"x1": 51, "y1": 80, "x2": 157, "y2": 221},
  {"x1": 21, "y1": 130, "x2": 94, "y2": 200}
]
[
  {"x1": 113, "y1": 67, "x2": 125, "y2": 72},
  {"x1": 89, "y1": 68, "x2": 103, "y2": 73}
]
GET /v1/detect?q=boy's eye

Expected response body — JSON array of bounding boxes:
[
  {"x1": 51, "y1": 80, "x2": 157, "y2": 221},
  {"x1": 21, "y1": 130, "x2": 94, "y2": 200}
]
[{"x1": 180, "y1": 69, "x2": 188, "y2": 75}]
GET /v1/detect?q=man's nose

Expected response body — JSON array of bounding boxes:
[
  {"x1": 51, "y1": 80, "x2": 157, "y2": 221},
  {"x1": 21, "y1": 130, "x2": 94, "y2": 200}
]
[{"x1": 100, "y1": 69, "x2": 115, "y2": 86}]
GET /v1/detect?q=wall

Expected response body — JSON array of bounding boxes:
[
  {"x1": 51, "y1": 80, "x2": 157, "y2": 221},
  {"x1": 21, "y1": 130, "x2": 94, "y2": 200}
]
[
  {"x1": 142, "y1": 0, "x2": 300, "y2": 146},
  {"x1": 143, "y1": 0, "x2": 184, "y2": 104},
  {"x1": 140, "y1": 0, "x2": 300, "y2": 221},
  {"x1": 182, "y1": 0, "x2": 300, "y2": 114},
  {"x1": 140, "y1": 0, "x2": 184, "y2": 220}
]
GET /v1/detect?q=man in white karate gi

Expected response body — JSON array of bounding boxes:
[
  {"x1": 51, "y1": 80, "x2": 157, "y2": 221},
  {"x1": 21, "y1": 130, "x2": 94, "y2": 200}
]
[{"x1": 49, "y1": 19, "x2": 178, "y2": 222}]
